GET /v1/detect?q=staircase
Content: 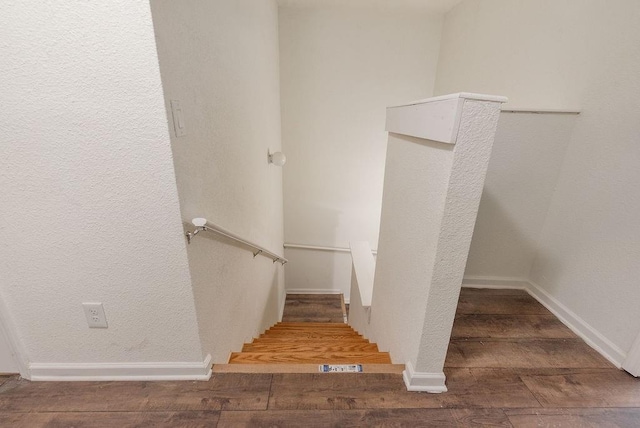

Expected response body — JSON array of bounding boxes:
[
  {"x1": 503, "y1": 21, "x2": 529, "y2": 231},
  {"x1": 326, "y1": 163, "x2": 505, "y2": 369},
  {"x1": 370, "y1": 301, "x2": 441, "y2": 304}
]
[
  {"x1": 214, "y1": 322, "x2": 403, "y2": 373},
  {"x1": 230, "y1": 322, "x2": 390, "y2": 364}
]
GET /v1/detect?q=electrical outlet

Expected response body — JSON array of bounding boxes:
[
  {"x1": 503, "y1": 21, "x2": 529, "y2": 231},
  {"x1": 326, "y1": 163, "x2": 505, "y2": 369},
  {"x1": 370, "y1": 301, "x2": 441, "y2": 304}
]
[{"x1": 82, "y1": 303, "x2": 108, "y2": 328}]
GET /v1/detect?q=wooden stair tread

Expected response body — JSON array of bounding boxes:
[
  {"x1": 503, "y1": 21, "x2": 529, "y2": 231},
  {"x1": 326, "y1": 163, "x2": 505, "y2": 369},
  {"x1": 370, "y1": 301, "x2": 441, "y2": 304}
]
[
  {"x1": 265, "y1": 327, "x2": 358, "y2": 334},
  {"x1": 260, "y1": 331, "x2": 362, "y2": 339},
  {"x1": 242, "y1": 343, "x2": 379, "y2": 352},
  {"x1": 213, "y1": 364, "x2": 405, "y2": 374},
  {"x1": 251, "y1": 342, "x2": 371, "y2": 348},
  {"x1": 229, "y1": 351, "x2": 392, "y2": 364},
  {"x1": 230, "y1": 321, "x2": 392, "y2": 369},
  {"x1": 276, "y1": 322, "x2": 349, "y2": 327},
  {"x1": 272, "y1": 324, "x2": 350, "y2": 328},
  {"x1": 276, "y1": 322, "x2": 350, "y2": 326},
  {"x1": 252, "y1": 338, "x2": 370, "y2": 344},
  {"x1": 269, "y1": 326, "x2": 353, "y2": 331}
]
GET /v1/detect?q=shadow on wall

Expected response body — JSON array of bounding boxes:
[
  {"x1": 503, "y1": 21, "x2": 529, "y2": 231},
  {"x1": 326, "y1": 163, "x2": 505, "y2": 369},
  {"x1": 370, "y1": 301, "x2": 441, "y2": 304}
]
[
  {"x1": 184, "y1": 226, "x2": 284, "y2": 363},
  {"x1": 260, "y1": 267, "x2": 283, "y2": 330},
  {"x1": 284, "y1": 203, "x2": 343, "y2": 293},
  {"x1": 465, "y1": 190, "x2": 540, "y2": 279},
  {"x1": 528, "y1": 251, "x2": 565, "y2": 294},
  {"x1": 464, "y1": 112, "x2": 577, "y2": 282}
]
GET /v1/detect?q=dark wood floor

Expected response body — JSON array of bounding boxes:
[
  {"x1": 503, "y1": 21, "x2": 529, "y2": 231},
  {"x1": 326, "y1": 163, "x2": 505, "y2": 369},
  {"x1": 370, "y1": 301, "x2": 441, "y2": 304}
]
[
  {"x1": 0, "y1": 288, "x2": 638, "y2": 427},
  {"x1": 281, "y1": 293, "x2": 345, "y2": 323}
]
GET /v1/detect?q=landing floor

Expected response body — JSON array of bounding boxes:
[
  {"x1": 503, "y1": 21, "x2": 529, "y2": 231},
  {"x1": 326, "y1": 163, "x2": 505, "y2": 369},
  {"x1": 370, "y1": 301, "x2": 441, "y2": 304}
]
[
  {"x1": 281, "y1": 293, "x2": 346, "y2": 323},
  {"x1": 0, "y1": 289, "x2": 638, "y2": 426}
]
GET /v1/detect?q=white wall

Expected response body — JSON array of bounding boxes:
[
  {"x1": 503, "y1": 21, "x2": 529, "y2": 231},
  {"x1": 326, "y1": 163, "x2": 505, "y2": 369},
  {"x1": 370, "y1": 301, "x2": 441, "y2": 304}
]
[
  {"x1": 437, "y1": 0, "x2": 640, "y2": 357},
  {"x1": 435, "y1": 0, "x2": 590, "y2": 111},
  {"x1": 465, "y1": 112, "x2": 578, "y2": 279},
  {"x1": 0, "y1": 0, "x2": 204, "y2": 371},
  {"x1": 151, "y1": 0, "x2": 286, "y2": 363},
  {"x1": 279, "y1": 3, "x2": 445, "y2": 299}
]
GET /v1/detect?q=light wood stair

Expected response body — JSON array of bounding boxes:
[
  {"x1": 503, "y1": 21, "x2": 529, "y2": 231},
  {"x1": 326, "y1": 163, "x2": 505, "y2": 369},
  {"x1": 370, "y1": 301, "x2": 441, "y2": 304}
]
[{"x1": 214, "y1": 322, "x2": 404, "y2": 373}]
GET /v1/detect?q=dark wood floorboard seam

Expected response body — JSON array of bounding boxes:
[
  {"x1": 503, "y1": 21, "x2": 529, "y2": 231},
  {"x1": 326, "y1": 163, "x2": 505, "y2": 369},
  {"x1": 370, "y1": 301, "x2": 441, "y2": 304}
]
[
  {"x1": 519, "y1": 375, "x2": 545, "y2": 408},
  {"x1": 266, "y1": 373, "x2": 275, "y2": 410}
]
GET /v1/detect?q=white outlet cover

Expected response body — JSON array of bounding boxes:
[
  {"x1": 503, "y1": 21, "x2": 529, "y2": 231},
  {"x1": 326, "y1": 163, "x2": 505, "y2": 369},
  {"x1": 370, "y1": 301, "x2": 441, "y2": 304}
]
[{"x1": 82, "y1": 303, "x2": 108, "y2": 328}]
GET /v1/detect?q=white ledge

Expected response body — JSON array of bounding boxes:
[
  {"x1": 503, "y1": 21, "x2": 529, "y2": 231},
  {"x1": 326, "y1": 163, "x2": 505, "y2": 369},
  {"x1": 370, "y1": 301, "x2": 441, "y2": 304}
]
[
  {"x1": 386, "y1": 93, "x2": 507, "y2": 144},
  {"x1": 387, "y1": 92, "x2": 508, "y2": 108}
]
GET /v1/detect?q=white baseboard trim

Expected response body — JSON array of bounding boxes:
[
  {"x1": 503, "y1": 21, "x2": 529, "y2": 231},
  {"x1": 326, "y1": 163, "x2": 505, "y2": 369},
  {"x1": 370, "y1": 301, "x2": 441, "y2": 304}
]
[
  {"x1": 462, "y1": 276, "x2": 627, "y2": 368},
  {"x1": 462, "y1": 275, "x2": 530, "y2": 290},
  {"x1": 526, "y1": 280, "x2": 626, "y2": 368},
  {"x1": 29, "y1": 354, "x2": 213, "y2": 382},
  {"x1": 403, "y1": 361, "x2": 447, "y2": 393},
  {"x1": 286, "y1": 289, "x2": 344, "y2": 295}
]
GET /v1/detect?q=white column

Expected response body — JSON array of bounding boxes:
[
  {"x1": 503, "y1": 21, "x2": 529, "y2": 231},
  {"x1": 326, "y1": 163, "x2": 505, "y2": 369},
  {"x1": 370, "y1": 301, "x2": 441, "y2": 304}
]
[{"x1": 369, "y1": 93, "x2": 506, "y2": 392}]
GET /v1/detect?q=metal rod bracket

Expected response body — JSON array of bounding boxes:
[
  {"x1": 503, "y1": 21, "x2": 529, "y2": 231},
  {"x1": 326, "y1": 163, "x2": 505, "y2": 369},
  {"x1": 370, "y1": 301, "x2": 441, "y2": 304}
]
[{"x1": 186, "y1": 227, "x2": 204, "y2": 245}]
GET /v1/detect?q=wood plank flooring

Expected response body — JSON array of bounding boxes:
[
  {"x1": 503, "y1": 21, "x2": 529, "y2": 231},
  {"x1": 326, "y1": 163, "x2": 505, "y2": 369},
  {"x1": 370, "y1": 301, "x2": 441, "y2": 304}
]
[
  {"x1": 281, "y1": 294, "x2": 345, "y2": 323},
  {"x1": 0, "y1": 288, "x2": 638, "y2": 427}
]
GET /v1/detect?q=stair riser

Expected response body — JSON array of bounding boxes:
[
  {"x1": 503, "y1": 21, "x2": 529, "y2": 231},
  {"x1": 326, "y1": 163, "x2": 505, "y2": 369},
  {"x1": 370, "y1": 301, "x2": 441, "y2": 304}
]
[
  {"x1": 251, "y1": 339, "x2": 371, "y2": 345},
  {"x1": 260, "y1": 334, "x2": 363, "y2": 340},
  {"x1": 229, "y1": 352, "x2": 392, "y2": 364},
  {"x1": 214, "y1": 364, "x2": 406, "y2": 374},
  {"x1": 267, "y1": 331, "x2": 354, "y2": 335},
  {"x1": 276, "y1": 322, "x2": 350, "y2": 327},
  {"x1": 269, "y1": 327, "x2": 352, "y2": 331}
]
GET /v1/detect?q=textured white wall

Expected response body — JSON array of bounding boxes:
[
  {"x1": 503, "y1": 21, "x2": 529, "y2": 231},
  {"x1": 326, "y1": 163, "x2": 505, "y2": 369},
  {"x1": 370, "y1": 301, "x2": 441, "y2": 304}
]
[
  {"x1": 0, "y1": 1, "x2": 204, "y2": 367},
  {"x1": 437, "y1": 0, "x2": 640, "y2": 355},
  {"x1": 279, "y1": 4, "x2": 444, "y2": 299},
  {"x1": 151, "y1": 0, "x2": 285, "y2": 362}
]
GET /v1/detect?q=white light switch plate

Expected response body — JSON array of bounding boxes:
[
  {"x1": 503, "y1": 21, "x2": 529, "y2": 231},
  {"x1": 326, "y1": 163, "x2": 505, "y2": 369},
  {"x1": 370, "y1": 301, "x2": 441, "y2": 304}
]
[{"x1": 82, "y1": 303, "x2": 108, "y2": 328}]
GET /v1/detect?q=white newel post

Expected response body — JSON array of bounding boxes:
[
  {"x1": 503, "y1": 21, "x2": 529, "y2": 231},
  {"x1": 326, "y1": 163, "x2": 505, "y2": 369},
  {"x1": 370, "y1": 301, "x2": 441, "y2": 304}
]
[{"x1": 368, "y1": 93, "x2": 506, "y2": 392}]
